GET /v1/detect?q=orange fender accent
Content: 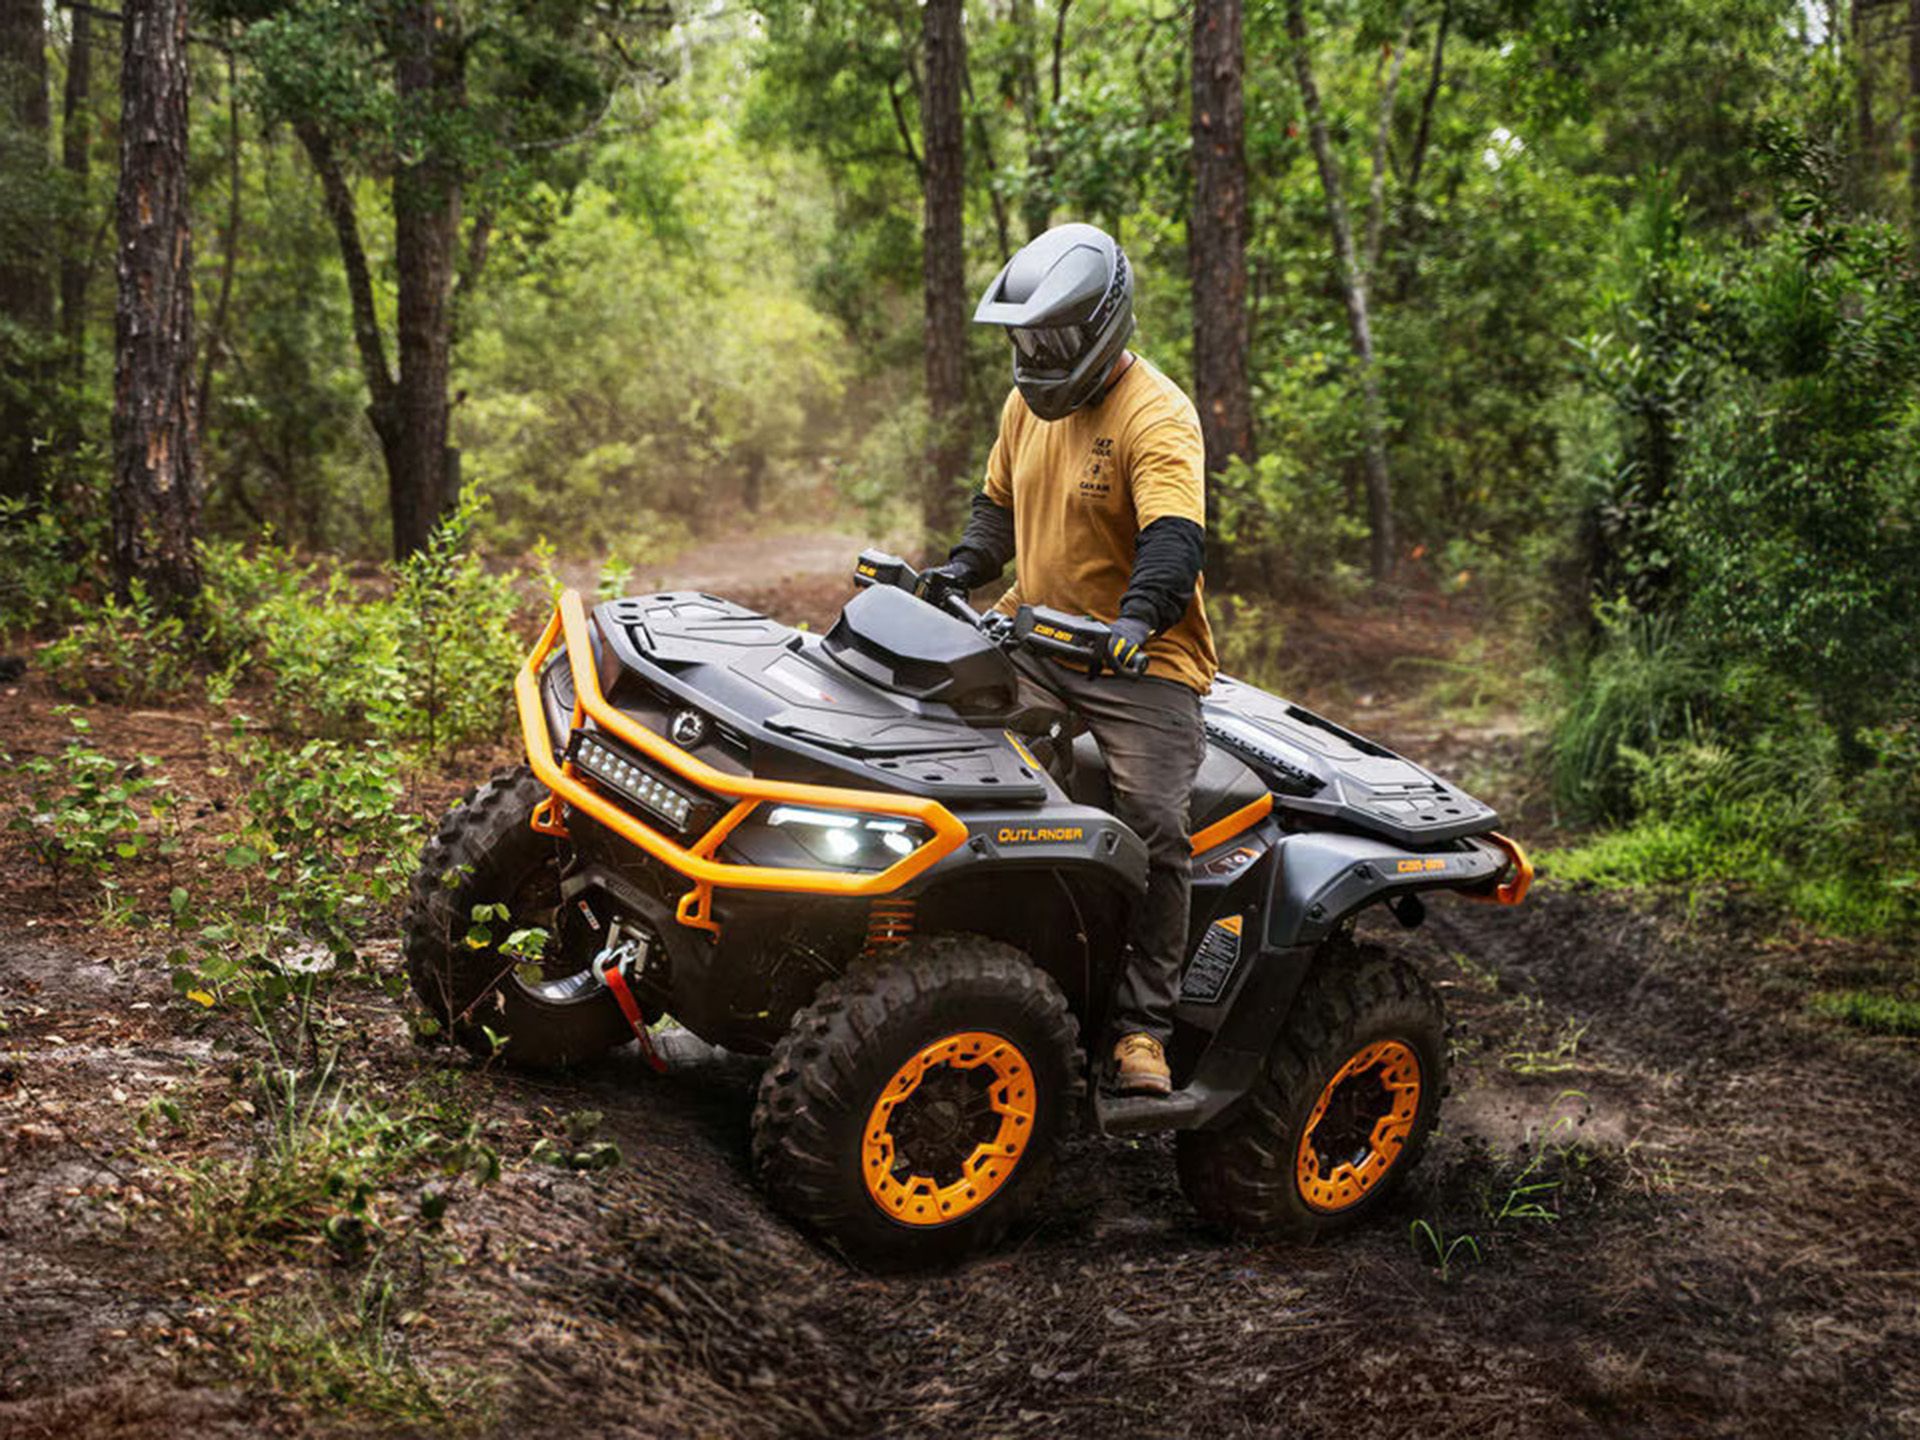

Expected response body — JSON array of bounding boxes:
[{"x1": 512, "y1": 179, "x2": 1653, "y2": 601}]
[
  {"x1": 1190, "y1": 792, "x2": 1274, "y2": 856},
  {"x1": 1459, "y1": 831, "x2": 1533, "y2": 907}
]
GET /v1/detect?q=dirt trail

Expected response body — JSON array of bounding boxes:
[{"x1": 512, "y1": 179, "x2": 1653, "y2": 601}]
[{"x1": 4, "y1": 892, "x2": 1915, "y2": 1438}]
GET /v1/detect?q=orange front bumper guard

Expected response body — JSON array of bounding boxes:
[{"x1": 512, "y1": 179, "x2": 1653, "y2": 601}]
[{"x1": 515, "y1": 591, "x2": 972, "y2": 925}]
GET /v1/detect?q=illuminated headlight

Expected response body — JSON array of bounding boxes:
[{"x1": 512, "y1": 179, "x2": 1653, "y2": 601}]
[
  {"x1": 571, "y1": 735, "x2": 699, "y2": 831},
  {"x1": 765, "y1": 806, "x2": 930, "y2": 870}
]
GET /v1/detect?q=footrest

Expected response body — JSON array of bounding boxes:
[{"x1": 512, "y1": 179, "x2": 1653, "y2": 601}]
[{"x1": 1093, "y1": 1087, "x2": 1207, "y2": 1136}]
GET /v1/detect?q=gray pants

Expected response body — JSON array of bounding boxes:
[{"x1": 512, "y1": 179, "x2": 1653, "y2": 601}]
[{"x1": 1010, "y1": 651, "x2": 1206, "y2": 1047}]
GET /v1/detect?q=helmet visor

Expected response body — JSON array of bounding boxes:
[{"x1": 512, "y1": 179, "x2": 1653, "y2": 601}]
[{"x1": 1008, "y1": 324, "x2": 1090, "y2": 369}]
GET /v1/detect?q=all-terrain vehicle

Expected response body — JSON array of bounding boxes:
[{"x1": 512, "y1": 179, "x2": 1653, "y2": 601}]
[{"x1": 403, "y1": 554, "x2": 1531, "y2": 1266}]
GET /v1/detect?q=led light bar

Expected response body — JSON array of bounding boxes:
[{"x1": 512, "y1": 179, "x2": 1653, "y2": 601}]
[{"x1": 571, "y1": 734, "x2": 700, "y2": 831}]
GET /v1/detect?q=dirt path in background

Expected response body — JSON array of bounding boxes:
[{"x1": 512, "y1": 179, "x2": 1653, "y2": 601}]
[{"x1": 2, "y1": 562, "x2": 1914, "y2": 1438}]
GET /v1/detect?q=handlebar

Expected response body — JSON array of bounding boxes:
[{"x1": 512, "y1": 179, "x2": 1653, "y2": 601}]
[{"x1": 852, "y1": 549, "x2": 1149, "y2": 679}]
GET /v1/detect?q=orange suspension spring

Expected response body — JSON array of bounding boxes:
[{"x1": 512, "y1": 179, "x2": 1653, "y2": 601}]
[{"x1": 863, "y1": 899, "x2": 917, "y2": 954}]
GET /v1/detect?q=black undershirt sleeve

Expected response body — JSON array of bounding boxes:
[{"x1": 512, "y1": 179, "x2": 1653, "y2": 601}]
[
  {"x1": 1118, "y1": 516, "x2": 1206, "y2": 634},
  {"x1": 948, "y1": 492, "x2": 1017, "y2": 585}
]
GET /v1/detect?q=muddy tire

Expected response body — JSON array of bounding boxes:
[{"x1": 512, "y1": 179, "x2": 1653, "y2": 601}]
[
  {"x1": 1176, "y1": 944, "x2": 1446, "y2": 1240},
  {"x1": 751, "y1": 935, "x2": 1083, "y2": 1269},
  {"x1": 403, "y1": 766, "x2": 631, "y2": 1068}
]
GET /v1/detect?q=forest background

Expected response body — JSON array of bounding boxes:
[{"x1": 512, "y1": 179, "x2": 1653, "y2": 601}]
[{"x1": 2, "y1": 0, "x2": 1917, "y2": 976}]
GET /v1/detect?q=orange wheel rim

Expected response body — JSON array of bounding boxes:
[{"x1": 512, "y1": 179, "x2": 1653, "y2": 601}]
[
  {"x1": 1294, "y1": 1039, "x2": 1422, "y2": 1213},
  {"x1": 861, "y1": 1031, "x2": 1035, "y2": 1227}
]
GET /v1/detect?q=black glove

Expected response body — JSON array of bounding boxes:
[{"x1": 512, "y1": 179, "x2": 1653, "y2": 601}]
[
  {"x1": 916, "y1": 559, "x2": 976, "y2": 605},
  {"x1": 1099, "y1": 616, "x2": 1151, "y2": 677}
]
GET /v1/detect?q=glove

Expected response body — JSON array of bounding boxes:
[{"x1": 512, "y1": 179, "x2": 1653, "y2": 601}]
[
  {"x1": 916, "y1": 559, "x2": 975, "y2": 605},
  {"x1": 1100, "y1": 616, "x2": 1151, "y2": 677}
]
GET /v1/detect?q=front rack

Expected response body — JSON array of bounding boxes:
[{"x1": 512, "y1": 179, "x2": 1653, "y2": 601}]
[{"x1": 515, "y1": 590, "x2": 971, "y2": 933}]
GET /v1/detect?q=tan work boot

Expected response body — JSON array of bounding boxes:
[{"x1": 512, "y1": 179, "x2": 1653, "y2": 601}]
[{"x1": 1112, "y1": 1033, "x2": 1171, "y2": 1097}]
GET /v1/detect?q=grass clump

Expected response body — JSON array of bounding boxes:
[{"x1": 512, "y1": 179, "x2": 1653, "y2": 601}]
[
  {"x1": 243, "y1": 1263, "x2": 487, "y2": 1428},
  {"x1": 1807, "y1": 990, "x2": 1920, "y2": 1038}
]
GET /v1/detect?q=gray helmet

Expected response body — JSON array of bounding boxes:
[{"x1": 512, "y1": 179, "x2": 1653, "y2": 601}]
[{"x1": 974, "y1": 222, "x2": 1136, "y2": 421}]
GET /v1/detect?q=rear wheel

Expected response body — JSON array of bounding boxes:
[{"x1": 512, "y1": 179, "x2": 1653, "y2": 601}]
[
  {"x1": 751, "y1": 935, "x2": 1083, "y2": 1269},
  {"x1": 1176, "y1": 944, "x2": 1445, "y2": 1239},
  {"x1": 402, "y1": 767, "x2": 631, "y2": 1068}
]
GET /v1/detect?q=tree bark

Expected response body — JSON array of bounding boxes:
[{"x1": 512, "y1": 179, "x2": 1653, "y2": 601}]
[
  {"x1": 921, "y1": 0, "x2": 967, "y2": 538},
  {"x1": 1288, "y1": 0, "x2": 1394, "y2": 584},
  {"x1": 1008, "y1": 0, "x2": 1049, "y2": 238},
  {"x1": 111, "y1": 0, "x2": 202, "y2": 605},
  {"x1": 1909, "y1": 0, "x2": 1920, "y2": 254},
  {"x1": 1, "y1": 0, "x2": 53, "y2": 499},
  {"x1": 59, "y1": 5, "x2": 91, "y2": 390},
  {"x1": 196, "y1": 39, "x2": 239, "y2": 435},
  {"x1": 387, "y1": 0, "x2": 463, "y2": 559},
  {"x1": 1190, "y1": 0, "x2": 1253, "y2": 506}
]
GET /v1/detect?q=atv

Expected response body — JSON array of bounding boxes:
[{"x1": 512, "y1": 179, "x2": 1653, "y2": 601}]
[{"x1": 403, "y1": 552, "x2": 1530, "y2": 1266}]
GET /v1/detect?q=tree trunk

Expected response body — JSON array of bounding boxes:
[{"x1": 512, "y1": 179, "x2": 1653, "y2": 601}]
[
  {"x1": 1287, "y1": 0, "x2": 1395, "y2": 584},
  {"x1": 59, "y1": 5, "x2": 91, "y2": 392},
  {"x1": 1009, "y1": 0, "x2": 1049, "y2": 238},
  {"x1": 1852, "y1": 0, "x2": 1878, "y2": 202},
  {"x1": 111, "y1": 0, "x2": 202, "y2": 605},
  {"x1": 387, "y1": 0, "x2": 463, "y2": 560},
  {"x1": 196, "y1": 39, "x2": 239, "y2": 435},
  {"x1": 1, "y1": 0, "x2": 52, "y2": 499},
  {"x1": 1190, "y1": 0, "x2": 1253, "y2": 507},
  {"x1": 921, "y1": 0, "x2": 967, "y2": 538},
  {"x1": 1909, "y1": 0, "x2": 1920, "y2": 254}
]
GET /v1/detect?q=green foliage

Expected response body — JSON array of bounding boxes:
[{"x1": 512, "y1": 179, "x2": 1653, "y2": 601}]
[
  {"x1": 177, "y1": 737, "x2": 420, "y2": 1007},
  {"x1": 1550, "y1": 602, "x2": 1719, "y2": 819},
  {"x1": 247, "y1": 490, "x2": 531, "y2": 752},
  {"x1": 40, "y1": 580, "x2": 197, "y2": 703},
  {"x1": 389, "y1": 488, "x2": 528, "y2": 755},
  {"x1": 1212, "y1": 451, "x2": 1368, "y2": 597},
  {"x1": 0, "y1": 491, "x2": 95, "y2": 633},
  {"x1": 243, "y1": 1265, "x2": 480, "y2": 1425},
  {"x1": 1807, "y1": 990, "x2": 1920, "y2": 1039},
  {"x1": 177, "y1": 1060, "x2": 495, "y2": 1256},
  {"x1": 6, "y1": 713, "x2": 176, "y2": 907},
  {"x1": 1551, "y1": 131, "x2": 1920, "y2": 936}
]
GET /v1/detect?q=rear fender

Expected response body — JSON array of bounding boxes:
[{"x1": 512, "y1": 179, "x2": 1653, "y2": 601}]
[{"x1": 1266, "y1": 832, "x2": 1512, "y2": 948}]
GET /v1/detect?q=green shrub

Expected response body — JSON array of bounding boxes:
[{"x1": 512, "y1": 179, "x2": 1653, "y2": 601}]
[
  {"x1": 246, "y1": 490, "x2": 530, "y2": 754},
  {"x1": 0, "y1": 493, "x2": 92, "y2": 634},
  {"x1": 39, "y1": 580, "x2": 197, "y2": 703},
  {"x1": 183, "y1": 737, "x2": 421, "y2": 998},
  {"x1": 1212, "y1": 450, "x2": 1368, "y2": 597},
  {"x1": 1549, "y1": 602, "x2": 1719, "y2": 819},
  {"x1": 6, "y1": 712, "x2": 177, "y2": 908}
]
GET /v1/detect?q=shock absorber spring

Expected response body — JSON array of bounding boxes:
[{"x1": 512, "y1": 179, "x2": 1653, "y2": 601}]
[{"x1": 863, "y1": 898, "x2": 917, "y2": 954}]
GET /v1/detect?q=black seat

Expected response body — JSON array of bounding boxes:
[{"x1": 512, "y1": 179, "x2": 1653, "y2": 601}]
[{"x1": 1067, "y1": 732, "x2": 1269, "y2": 838}]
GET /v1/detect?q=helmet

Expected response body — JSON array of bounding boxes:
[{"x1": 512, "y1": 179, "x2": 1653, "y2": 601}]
[{"x1": 974, "y1": 223, "x2": 1136, "y2": 421}]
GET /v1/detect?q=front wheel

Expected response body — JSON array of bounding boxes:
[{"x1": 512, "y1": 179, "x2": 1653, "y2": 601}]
[
  {"x1": 751, "y1": 935, "x2": 1083, "y2": 1269},
  {"x1": 1176, "y1": 944, "x2": 1446, "y2": 1239},
  {"x1": 402, "y1": 767, "x2": 632, "y2": 1068}
]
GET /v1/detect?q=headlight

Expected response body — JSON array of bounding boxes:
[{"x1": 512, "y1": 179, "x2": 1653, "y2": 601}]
[{"x1": 763, "y1": 805, "x2": 931, "y2": 871}]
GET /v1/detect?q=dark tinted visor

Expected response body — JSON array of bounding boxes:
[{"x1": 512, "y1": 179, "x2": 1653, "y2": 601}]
[{"x1": 1008, "y1": 324, "x2": 1089, "y2": 367}]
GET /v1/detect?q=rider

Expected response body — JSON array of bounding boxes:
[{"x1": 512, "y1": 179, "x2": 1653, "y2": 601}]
[{"x1": 921, "y1": 223, "x2": 1215, "y2": 1097}]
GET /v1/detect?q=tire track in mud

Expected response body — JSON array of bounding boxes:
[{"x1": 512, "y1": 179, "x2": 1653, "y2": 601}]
[{"x1": 472, "y1": 889, "x2": 1918, "y2": 1440}]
